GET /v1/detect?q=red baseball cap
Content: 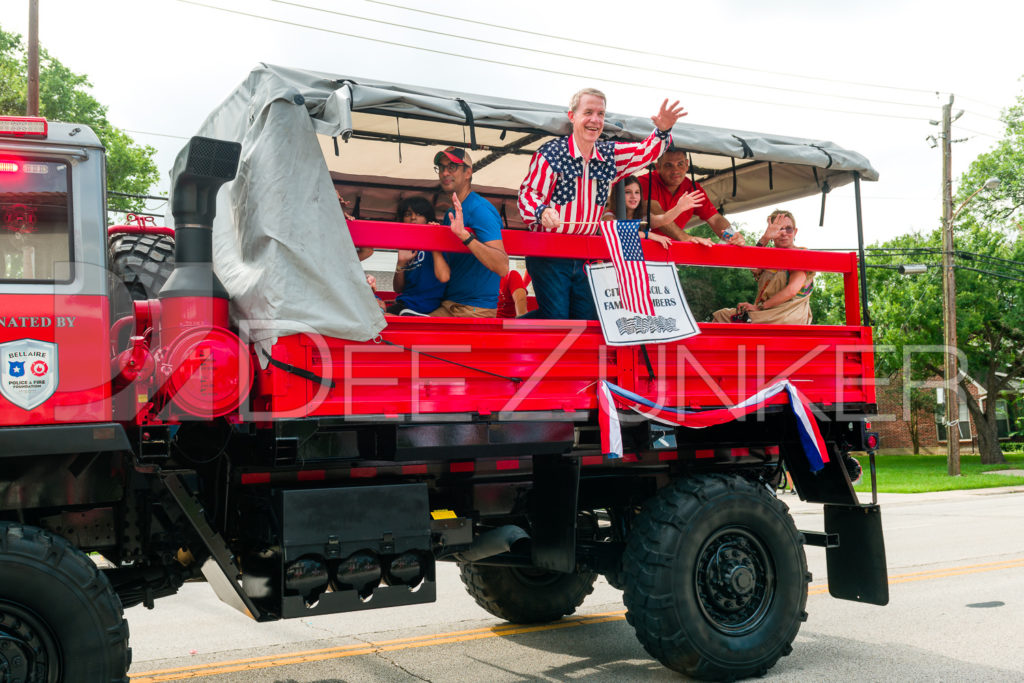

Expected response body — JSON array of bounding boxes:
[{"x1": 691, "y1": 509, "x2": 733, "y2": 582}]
[{"x1": 433, "y1": 146, "x2": 473, "y2": 167}]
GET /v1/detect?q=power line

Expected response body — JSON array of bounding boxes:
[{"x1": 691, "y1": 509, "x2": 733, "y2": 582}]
[
  {"x1": 958, "y1": 250, "x2": 1024, "y2": 267},
  {"x1": 275, "y1": 0, "x2": 938, "y2": 113},
  {"x1": 959, "y1": 132, "x2": 998, "y2": 142},
  {"x1": 954, "y1": 265, "x2": 1024, "y2": 283},
  {"x1": 864, "y1": 263, "x2": 934, "y2": 270},
  {"x1": 964, "y1": 107, "x2": 1005, "y2": 124},
  {"x1": 817, "y1": 247, "x2": 939, "y2": 253},
  {"x1": 178, "y1": 1, "x2": 931, "y2": 123},
  {"x1": 956, "y1": 252, "x2": 1024, "y2": 275},
  {"x1": 108, "y1": 191, "x2": 169, "y2": 201},
  {"x1": 868, "y1": 247, "x2": 940, "y2": 252},
  {"x1": 364, "y1": 2, "x2": 1021, "y2": 122},
  {"x1": 863, "y1": 197, "x2": 939, "y2": 201},
  {"x1": 363, "y1": 0, "x2": 943, "y2": 99},
  {"x1": 865, "y1": 262, "x2": 1024, "y2": 283},
  {"x1": 957, "y1": 94, "x2": 1009, "y2": 113},
  {"x1": 107, "y1": 209, "x2": 165, "y2": 218},
  {"x1": 125, "y1": 129, "x2": 190, "y2": 140}
]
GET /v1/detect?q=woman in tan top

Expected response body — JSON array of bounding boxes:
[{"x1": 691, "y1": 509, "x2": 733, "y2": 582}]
[{"x1": 713, "y1": 210, "x2": 815, "y2": 324}]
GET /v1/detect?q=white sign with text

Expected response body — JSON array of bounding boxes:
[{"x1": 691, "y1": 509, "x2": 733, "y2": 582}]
[{"x1": 586, "y1": 262, "x2": 700, "y2": 346}]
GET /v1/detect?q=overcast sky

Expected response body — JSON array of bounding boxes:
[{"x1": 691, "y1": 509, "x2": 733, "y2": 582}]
[{"x1": 5, "y1": 0, "x2": 1022, "y2": 249}]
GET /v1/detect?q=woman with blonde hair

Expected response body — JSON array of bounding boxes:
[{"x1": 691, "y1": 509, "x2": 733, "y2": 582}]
[{"x1": 712, "y1": 209, "x2": 815, "y2": 324}]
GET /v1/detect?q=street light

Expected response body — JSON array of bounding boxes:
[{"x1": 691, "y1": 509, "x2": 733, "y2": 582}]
[
  {"x1": 941, "y1": 172, "x2": 1000, "y2": 477},
  {"x1": 951, "y1": 177, "x2": 1001, "y2": 224}
]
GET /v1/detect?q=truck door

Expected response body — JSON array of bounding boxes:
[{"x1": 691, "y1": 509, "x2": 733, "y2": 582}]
[{"x1": 0, "y1": 118, "x2": 112, "y2": 425}]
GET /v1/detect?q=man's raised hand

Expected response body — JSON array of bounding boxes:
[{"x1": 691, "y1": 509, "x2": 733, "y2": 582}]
[
  {"x1": 448, "y1": 193, "x2": 469, "y2": 241},
  {"x1": 651, "y1": 99, "x2": 687, "y2": 133}
]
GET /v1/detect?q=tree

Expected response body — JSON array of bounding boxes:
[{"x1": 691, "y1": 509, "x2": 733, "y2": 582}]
[
  {"x1": 942, "y1": 93, "x2": 1024, "y2": 464},
  {"x1": 681, "y1": 221, "x2": 847, "y2": 326},
  {"x1": 0, "y1": 26, "x2": 158, "y2": 214},
  {"x1": 815, "y1": 210, "x2": 1024, "y2": 464},
  {"x1": 811, "y1": 87, "x2": 1024, "y2": 466},
  {"x1": 816, "y1": 231, "x2": 953, "y2": 455},
  {"x1": 822, "y1": 209, "x2": 1024, "y2": 465},
  {"x1": 905, "y1": 387, "x2": 937, "y2": 455},
  {"x1": 677, "y1": 223, "x2": 758, "y2": 322}
]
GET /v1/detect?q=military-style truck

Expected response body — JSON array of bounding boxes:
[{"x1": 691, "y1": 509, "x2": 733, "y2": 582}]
[{"x1": 0, "y1": 66, "x2": 886, "y2": 682}]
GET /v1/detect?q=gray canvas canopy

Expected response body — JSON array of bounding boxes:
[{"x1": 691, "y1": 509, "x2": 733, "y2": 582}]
[{"x1": 169, "y1": 63, "x2": 878, "y2": 350}]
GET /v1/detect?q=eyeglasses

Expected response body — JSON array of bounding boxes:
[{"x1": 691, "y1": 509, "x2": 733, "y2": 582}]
[
  {"x1": 776, "y1": 226, "x2": 795, "y2": 233},
  {"x1": 434, "y1": 164, "x2": 466, "y2": 174}
]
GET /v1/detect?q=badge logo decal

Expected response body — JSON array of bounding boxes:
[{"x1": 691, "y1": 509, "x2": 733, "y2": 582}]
[{"x1": 1, "y1": 339, "x2": 58, "y2": 410}]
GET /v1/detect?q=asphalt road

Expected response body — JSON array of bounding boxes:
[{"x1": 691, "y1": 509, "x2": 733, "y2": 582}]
[{"x1": 125, "y1": 485, "x2": 1024, "y2": 682}]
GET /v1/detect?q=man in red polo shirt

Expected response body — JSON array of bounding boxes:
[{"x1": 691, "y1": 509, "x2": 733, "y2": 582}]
[{"x1": 640, "y1": 150, "x2": 741, "y2": 245}]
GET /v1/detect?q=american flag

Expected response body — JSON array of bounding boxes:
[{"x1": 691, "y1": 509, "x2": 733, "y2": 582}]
[{"x1": 599, "y1": 219, "x2": 656, "y2": 316}]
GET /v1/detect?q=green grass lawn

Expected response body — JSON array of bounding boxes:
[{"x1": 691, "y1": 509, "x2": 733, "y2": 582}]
[{"x1": 852, "y1": 452, "x2": 1024, "y2": 494}]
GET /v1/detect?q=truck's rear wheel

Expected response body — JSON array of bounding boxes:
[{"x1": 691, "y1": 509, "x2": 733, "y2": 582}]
[
  {"x1": 0, "y1": 523, "x2": 130, "y2": 683},
  {"x1": 459, "y1": 563, "x2": 596, "y2": 624},
  {"x1": 623, "y1": 474, "x2": 808, "y2": 681}
]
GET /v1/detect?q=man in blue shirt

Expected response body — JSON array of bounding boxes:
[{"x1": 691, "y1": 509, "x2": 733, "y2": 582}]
[{"x1": 429, "y1": 147, "x2": 509, "y2": 317}]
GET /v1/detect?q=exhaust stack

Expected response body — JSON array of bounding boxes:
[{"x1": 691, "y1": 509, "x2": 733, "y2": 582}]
[
  {"x1": 161, "y1": 136, "x2": 241, "y2": 305},
  {"x1": 156, "y1": 137, "x2": 251, "y2": 418}
]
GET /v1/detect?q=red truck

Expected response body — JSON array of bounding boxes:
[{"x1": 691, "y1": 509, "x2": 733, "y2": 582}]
[{"x1": 0, "y1": 68, "x2": 885, "y2": 683}]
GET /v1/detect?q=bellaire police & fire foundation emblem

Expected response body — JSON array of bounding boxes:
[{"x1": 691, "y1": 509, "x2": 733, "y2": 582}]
[{"x1": 0, "y1": 338, "x2": 58, "y2": 410}]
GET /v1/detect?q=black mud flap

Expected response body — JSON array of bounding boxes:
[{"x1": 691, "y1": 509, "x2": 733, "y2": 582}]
[
  {"x1": 824, "y1": 503, "x2": 889, "y2": 605},
  {"x1": 529, "y1": 454, "x2": 580, "y2": 573},
  {"x1": 783, "y1": 442, "x2": 858, "y2": 505}
]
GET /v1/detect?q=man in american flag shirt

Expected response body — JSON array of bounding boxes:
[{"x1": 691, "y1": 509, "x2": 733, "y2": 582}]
[{"x1": 517, "y1": 88, "x2": 686, "y2": 319}]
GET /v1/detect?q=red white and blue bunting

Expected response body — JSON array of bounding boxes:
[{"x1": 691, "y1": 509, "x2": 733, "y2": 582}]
[{"x1": 598, "y1": 380, "x2": 830, "y2": 472}]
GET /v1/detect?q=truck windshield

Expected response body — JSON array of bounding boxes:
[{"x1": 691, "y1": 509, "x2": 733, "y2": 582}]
[{"x1": 0, "y1": 157, "x2": 73, "y2": 282}]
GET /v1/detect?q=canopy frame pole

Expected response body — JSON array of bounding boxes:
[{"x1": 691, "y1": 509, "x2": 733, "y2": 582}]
[{"x1": 854, "y1": 173, "x2": 871, "y2": 326}]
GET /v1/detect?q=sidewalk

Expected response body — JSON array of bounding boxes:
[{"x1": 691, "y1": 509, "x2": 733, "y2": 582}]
[{"x1": 782, "y1": 483, "x2": 1024, "y2": 514}]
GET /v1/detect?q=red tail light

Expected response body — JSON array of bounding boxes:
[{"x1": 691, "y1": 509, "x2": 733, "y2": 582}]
[
  {"x1": 866, "y1": 434, "x2": 879, "y2": 449},
  {"x1": 0, "y1": 161, "x2": 19, "y2": 173}
]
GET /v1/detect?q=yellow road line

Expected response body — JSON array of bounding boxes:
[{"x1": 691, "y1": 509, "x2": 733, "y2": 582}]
[
  {"x1": 807, "y1": 557, "x2": 1024, "y2": 595},
  {"x1": 132, "y1": 559, "x2": 1024, "y2": 681},
  {"x1": 132, "y1": 611, "x2": 629, "y2": 682},
  {"x1": 134, "y1": 622, "x2": 530, "y2": 676}
]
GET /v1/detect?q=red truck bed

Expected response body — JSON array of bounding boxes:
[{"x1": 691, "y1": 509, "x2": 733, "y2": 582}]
[{"x1": 253, "y1": 222, "x2": 874, "y2": 419}]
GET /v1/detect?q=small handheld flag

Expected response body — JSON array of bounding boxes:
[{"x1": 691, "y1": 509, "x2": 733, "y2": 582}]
[{"x1": 599, "y1": 220, "x2": 656, "y2": 316}]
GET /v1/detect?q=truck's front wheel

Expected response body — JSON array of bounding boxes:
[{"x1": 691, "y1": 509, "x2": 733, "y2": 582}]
[
  {"x1": 0, "y1": 523, "x2": 130, "y2": 683},
  {"x1": 459, "y1": 563, "x2": 596, "y2": 624},
  {"x1": 623, "y1": 474, "x2": 808, "y2": 681}
]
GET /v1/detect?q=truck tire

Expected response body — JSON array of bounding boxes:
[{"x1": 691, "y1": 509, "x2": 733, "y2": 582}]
[
  {"x1": 602, "y1": 562, "x2": 626, "y2": 590},
  {"x1": 623, "y1": 474, "x2": 808, "y2": 681},
  {"x1": 108, "y1": 232, "x2": 175, "y2": 319},
  {"x1": 459, "y1": 563, "x2": 596, "y2": 624},
  {"x1": 0, "y1": 523, "x2": 131, "y2": 683}
]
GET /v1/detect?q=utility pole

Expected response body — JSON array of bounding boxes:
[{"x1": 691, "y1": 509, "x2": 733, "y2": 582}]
[
  {"x1": 940, "y1": 95, "x2": 961, "y2": 476},
  {"x1": 27, "y1": 0, "x2": 40, "y2": 116}
]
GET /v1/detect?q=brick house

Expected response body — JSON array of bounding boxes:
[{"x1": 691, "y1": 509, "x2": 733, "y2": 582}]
[{"x1": 874, "y1": 373, "x2": 1023, "y2": 454}]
